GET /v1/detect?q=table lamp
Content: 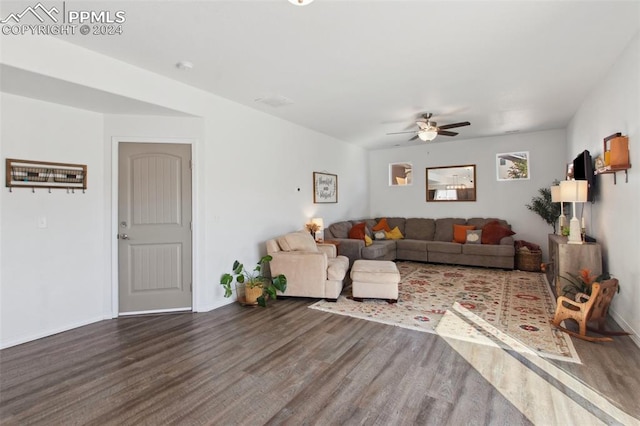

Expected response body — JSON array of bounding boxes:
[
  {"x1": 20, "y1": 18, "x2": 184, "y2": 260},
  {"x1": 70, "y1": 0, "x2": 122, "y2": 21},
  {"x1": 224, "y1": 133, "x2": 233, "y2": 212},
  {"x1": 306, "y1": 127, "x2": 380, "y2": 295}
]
[
  {"x1": 550, "y1": 185, "x2": 565, "y2": 235},
  {"x1": 560, "y1": 180, "x2": 588, "y2": 244},
  {"x1": 311, "y1": 217, "x2": 324, "y2": 242}
]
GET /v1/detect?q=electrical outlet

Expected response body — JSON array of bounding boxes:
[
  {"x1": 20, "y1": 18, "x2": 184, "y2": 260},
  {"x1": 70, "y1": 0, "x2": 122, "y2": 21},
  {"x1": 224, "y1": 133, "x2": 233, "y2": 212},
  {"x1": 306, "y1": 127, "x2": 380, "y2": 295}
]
[{"x1": 37, "y1": 216, "x2": 47, "y2": 228}]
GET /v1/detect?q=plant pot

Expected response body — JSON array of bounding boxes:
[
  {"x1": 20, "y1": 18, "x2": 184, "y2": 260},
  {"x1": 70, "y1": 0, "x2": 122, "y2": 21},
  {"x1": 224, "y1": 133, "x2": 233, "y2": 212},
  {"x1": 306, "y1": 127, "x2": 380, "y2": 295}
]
[
  {"x1": 245, "y1": 284, "x2": 263, "y2": 305},
  {"x1": 235, "y1": 282, "x2": 263, "y2": 306}
]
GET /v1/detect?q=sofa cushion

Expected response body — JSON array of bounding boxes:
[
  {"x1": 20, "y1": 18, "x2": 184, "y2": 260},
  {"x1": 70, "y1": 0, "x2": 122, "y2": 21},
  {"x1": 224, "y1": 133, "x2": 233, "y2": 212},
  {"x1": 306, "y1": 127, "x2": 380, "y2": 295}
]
[
  {"x1": 434, "y1": 218, "x2": 466, "y2": 242},
  {"x1": 361, "y1": 240, "x2": 395, "y2": 259},
  {"x1": 396, "y1": 239, "x2": 428, "y2": 251},
  {"x1": 362, "y1": 219, "x2": 377, "y2": 235},
  {"x1": 328, "y1": 221, "x2": 352, "y2": 239},
  {"x1": 426, "y1": 241, "x2": 463, "y2": 254},
  {"x1": 278, "y1": 231, "x2": 318, "y2": 252},
  {"x1": 481, "y1": 221, "x2": 516, "y2": 245},
  {"x1": 349, "y1": 222, "x2": 367, "y2": 240},
  {"x1": 467, "y1": 217, "x2": 509, "y2": 230},
  {"x1": 463, "y1": 243, "x2": 515, "y2": 256},
  {"x1": 386, "y1": 217, "x2": 407, "y2": 235},
  {"x1": 327, "y1": 255, "x2": 349, "y2": 280},
  {"x1": 453, "y1": 224, "x2": 476, "y2": 243},
  {"x1": 404, "y1": 218, "x2": 436, "y2": 240}
]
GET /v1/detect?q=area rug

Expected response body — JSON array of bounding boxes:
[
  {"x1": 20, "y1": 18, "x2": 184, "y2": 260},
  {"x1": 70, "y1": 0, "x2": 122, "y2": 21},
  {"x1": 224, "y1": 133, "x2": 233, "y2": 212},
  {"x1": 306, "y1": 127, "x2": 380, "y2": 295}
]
[{"x1": 310, "y1": 262, "x2": 580, "y2": 363}]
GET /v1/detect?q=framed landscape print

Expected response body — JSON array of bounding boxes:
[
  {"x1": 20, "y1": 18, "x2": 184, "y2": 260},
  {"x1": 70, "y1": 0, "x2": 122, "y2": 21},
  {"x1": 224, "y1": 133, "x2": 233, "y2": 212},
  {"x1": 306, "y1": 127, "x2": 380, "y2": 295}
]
[
  {"x1": 313, "y1": 172, "x2": 338, "y2": 203},
  {"x1": 496, "y1": 151, "x2": 530, "y2": 181}
]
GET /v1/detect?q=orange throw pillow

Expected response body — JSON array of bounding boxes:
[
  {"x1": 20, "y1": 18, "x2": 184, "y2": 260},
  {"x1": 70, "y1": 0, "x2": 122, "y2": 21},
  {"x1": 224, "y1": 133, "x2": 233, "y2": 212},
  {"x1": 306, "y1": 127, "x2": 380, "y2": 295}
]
[
  {"x1": 348, "y1": 222, "x2": 367, "y2": 240},
  {"x1": 372, "y1": 218, "x2": 391, "y2": 232},
  {"x1": 453, "y1": 224, "x2": 475, "y2": 243},
  {"x1": 481, "y1": 222, "x2": 515, "y2": 245}
]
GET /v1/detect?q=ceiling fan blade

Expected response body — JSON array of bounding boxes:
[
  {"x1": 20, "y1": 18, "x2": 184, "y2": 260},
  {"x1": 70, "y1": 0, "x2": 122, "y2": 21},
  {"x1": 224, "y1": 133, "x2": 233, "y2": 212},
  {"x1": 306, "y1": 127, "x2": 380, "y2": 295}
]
[
  {"x1": 437, "y1": 130, "x2": 458, "y2": 137},
  {"x1": 387, "y1": 130, "x2": 417, "y2": 135},
  {"x1": 409, "y1": 135, "x2": 419, "y2": 141},
  {"x1": 438, "y1": 121, "x2": 471, "y2": 130},
  {"x1": 416, "y1": 121, "x2": 428, "y2": 130}
]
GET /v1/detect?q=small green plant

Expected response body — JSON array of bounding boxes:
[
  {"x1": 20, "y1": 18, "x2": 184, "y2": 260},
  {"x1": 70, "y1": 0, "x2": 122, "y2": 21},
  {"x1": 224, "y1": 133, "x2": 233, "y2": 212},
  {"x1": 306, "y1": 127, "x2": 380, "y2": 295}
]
[
  {"x1": 220, "y1": 255, "x2": 287, "y2": 307},
  {"x1": 526, "y1": 181, "x2": 562, "y2": 233}
]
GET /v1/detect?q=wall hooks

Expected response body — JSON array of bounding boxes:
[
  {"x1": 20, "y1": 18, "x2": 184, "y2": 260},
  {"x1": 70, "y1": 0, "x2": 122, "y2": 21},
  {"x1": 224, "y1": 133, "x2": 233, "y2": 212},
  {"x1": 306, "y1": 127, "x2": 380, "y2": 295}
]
[{"x1": 5, "y1": 158, "x2": 87, "y2": 193}]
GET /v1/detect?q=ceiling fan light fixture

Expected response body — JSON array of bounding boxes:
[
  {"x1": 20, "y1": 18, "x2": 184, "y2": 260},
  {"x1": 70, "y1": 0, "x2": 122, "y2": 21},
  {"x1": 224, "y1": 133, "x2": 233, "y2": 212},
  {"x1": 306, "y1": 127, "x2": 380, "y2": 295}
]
[{"x1": 418, "y1": 128, "x2": 438, "y2": 142}]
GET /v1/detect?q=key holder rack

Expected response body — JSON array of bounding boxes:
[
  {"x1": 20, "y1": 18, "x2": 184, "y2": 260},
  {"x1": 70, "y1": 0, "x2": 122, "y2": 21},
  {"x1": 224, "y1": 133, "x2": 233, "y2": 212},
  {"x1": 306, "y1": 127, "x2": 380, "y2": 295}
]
[{"x1": 6, "y1": 158, "x2": 87, "y2": 193}]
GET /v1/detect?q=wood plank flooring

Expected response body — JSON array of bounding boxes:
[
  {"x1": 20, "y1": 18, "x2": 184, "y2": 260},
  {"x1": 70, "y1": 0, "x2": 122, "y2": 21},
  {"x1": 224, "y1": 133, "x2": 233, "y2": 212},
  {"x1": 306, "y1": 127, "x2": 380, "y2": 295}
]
[{"x1": 1, "y1": 298, "x2": 639, "y2": 425}]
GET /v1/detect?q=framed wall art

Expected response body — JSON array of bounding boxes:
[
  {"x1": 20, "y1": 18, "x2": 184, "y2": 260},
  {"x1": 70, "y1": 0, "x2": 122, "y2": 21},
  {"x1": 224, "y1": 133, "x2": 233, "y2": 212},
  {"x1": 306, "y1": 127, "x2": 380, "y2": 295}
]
[
  {"x1": 496, "y1": 151, "x2": 530, "y2": 181},
  {"x1": 313, "y1": 172, "x2": 337, "y2": 203}
]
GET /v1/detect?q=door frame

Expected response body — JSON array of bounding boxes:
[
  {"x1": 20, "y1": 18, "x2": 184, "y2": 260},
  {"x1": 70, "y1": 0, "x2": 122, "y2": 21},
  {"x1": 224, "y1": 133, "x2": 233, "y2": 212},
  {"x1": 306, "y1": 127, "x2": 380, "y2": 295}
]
[{"x1": 110, "y1": 137, "x2": 199, "y2": 318}]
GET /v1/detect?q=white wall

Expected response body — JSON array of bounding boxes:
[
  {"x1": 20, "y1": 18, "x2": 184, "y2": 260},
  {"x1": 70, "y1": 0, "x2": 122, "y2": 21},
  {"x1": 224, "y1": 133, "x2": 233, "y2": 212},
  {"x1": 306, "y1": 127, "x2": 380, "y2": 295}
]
[
  {"x1": 567, "y1": 32, "x2": 639, "y2": 344},
  {"x1": 369, "y1": 129, "x2": 567, "y2": 259},
  {"x1": 1, "y1": 93, "x2": 108, "y2": 347},
  {"x1": 201, "y1": 109, "x2": 369, "y2": 311},
  {"x1": 0, "y1": 36, "x2": 369, "y2": 347}
]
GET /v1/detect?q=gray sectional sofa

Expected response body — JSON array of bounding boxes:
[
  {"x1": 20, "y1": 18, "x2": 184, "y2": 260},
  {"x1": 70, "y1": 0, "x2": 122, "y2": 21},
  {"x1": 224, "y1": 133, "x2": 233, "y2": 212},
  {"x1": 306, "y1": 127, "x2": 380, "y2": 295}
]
[{"x1": 324, "y1": 217, "x2": 515, "y2": 269}]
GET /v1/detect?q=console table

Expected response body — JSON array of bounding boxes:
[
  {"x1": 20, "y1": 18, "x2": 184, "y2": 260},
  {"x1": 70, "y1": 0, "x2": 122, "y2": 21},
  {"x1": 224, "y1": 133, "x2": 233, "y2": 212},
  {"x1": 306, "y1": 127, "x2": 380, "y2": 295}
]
[{"x1": 546, "y1": 234, "x2": 602, "y2": 297}]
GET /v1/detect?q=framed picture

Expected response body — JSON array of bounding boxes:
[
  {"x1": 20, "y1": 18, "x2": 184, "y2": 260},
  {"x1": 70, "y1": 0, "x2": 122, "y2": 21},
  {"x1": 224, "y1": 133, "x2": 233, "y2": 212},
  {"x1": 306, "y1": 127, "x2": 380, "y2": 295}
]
[
  {"x1": 313, "y1": 172, "x2": 338, "y2": 203},
  {"x1": 496, "y1": 151, "x2": 530, "y2": 181}
]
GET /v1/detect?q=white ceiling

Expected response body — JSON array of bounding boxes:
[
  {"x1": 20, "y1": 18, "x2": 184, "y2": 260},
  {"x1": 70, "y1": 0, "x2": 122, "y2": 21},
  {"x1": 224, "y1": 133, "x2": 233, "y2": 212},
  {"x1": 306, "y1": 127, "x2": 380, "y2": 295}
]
[{"x1": 7, "y1": 1, "x2": 640, "y2": 149}]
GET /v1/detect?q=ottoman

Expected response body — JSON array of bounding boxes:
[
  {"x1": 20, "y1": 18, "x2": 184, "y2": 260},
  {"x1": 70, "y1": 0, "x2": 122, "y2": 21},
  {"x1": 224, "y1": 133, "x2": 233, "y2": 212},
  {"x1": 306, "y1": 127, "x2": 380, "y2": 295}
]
[{"x1": 350, "y1": 259, "x2": 400, "y2": 303}]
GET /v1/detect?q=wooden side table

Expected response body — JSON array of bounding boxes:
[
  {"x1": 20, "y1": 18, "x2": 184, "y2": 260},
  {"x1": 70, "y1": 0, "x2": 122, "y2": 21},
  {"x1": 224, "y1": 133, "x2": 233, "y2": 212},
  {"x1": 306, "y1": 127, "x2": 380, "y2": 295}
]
[
  {"x1": 319, "y1": 239, "x2": 341, "y2": 255},
  {"x1": 547, "y1": 234, "x2": 602, "y2": 297}
]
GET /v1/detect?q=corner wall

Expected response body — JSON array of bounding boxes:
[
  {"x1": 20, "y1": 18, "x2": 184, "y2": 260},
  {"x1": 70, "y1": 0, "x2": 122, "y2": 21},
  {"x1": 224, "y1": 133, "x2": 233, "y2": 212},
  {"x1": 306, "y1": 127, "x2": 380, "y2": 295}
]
[
  {"x1": 567, "y1": 32, "x2": 639, "y2": 344},
  {"x1": 0, "y1": 93, "x2": 108, "y2": 347}
]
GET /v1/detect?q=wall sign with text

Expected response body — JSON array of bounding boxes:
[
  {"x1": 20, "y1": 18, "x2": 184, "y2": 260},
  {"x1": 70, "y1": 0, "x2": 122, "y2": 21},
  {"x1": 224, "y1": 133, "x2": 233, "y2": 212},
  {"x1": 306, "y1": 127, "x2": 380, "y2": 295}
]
[{"x1": 313, "y1": 172, "x2": 338, "y2": 203}]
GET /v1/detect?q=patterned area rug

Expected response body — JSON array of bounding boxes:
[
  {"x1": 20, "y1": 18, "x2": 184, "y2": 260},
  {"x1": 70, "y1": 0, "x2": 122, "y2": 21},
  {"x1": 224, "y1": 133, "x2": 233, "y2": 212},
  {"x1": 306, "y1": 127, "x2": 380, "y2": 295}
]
[{"x1": 310, "y1": 261, "x2": 580, "y2": 363}]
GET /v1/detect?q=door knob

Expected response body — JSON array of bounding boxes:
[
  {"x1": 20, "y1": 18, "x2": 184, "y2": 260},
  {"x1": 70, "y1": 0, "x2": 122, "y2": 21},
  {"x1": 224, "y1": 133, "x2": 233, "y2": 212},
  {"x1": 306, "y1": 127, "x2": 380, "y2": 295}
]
[{"x1": 118, "y1": 233, "x2": 129, "y2": 240}]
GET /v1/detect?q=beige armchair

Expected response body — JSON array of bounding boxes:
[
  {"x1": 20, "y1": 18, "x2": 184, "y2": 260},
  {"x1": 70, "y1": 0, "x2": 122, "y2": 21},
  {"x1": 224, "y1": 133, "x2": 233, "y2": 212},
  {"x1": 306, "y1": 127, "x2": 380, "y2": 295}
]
[{"x1": 266, "y1": 231, "x2": 349, "y2": 301}]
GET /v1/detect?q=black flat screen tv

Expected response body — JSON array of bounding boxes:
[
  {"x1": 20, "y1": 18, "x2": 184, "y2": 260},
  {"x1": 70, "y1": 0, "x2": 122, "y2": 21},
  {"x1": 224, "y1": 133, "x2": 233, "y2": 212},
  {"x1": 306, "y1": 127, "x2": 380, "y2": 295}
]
[{"x1": 573, "y1": 149, "x2": 595, "y2": 202}]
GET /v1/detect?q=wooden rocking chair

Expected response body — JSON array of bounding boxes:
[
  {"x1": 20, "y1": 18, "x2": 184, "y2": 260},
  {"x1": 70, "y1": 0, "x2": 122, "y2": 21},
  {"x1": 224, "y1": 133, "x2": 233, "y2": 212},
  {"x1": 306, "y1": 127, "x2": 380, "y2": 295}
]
[{"x1": 550, "y1": 278, "x2": 627, "y2": 342}]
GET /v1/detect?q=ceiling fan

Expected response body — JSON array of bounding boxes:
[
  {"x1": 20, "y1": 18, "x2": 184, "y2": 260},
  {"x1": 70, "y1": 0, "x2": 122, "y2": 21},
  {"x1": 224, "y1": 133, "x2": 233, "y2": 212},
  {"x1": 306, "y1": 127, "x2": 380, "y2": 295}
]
[{"x1": 387, "y1": 113, "x2": 470, "y2": 142}]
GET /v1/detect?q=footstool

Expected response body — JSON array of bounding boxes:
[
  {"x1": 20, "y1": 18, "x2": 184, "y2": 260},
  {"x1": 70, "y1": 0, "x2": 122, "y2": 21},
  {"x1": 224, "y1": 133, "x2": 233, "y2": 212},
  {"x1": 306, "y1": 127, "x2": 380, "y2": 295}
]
[{"x1": 350, "y1": 259, "x2": 400, "y2": 304}]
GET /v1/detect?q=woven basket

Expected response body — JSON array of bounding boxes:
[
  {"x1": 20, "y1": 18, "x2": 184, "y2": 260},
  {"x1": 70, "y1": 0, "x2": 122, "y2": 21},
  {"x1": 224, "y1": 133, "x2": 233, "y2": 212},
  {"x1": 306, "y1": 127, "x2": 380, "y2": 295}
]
[{"x1": 516, "y1": 250, "x2": 542, "y2": 272}]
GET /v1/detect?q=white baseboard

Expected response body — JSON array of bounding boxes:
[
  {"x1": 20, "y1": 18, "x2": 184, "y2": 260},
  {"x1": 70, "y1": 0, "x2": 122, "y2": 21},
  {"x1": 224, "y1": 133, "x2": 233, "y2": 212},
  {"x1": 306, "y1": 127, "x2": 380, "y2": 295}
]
[
  {"x1": 609, "y1": 308, "x2": 639, "y2": 348},
  {"x1": 118, "y1": 307, "x2": 191, "y2": 316},
  {"x1": 0, "y1": 315, "x2": 109, "y2": 350}
]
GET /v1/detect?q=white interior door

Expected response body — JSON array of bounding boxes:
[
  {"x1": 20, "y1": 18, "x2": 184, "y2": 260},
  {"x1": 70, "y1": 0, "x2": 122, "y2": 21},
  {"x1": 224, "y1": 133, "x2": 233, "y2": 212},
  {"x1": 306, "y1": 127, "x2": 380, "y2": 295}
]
[{"x1": 118, "y1": 142, "x2": 192, "y2": 313}]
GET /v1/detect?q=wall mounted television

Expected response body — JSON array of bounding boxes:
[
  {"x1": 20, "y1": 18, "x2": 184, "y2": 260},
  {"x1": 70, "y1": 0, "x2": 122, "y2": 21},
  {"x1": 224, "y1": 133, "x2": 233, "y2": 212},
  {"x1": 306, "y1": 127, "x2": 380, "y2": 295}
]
[{"x1": 573, "y1": 149, "x2": 595, "y2": 202}]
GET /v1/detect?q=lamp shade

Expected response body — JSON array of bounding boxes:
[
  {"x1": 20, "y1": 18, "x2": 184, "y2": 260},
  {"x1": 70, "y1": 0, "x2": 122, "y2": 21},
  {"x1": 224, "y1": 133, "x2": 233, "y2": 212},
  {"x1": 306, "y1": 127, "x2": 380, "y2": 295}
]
[
  {"x1": 560, "y1": 180, "x2": 588, "y2": 202},
  {"x1": 550, "y1": 185, "x2": 561, "y2": 202},
  {"x1": 311, "y1": 217, "x2": 324, "y2": 229}
]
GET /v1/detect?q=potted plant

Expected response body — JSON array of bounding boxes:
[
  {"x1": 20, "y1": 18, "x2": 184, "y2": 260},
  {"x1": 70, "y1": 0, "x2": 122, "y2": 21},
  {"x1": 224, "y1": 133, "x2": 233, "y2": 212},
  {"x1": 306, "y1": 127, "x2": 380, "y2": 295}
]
[
  {"x1": 526, "y1": 181, "x2": 562, "y2": 233},
  {"x1": 560, "y1": 268, "x2": 617, "y2": 301},
  {"x1": 220, "y1": 255, "x2": 287, "y2": 307}
]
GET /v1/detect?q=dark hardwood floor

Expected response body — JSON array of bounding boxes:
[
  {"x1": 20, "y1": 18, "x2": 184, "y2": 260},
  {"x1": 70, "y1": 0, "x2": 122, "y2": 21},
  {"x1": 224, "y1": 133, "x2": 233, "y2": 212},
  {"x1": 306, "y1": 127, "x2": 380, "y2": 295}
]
[{"x1": 1, "y1": 298, "x2": 638, "y2": 425}]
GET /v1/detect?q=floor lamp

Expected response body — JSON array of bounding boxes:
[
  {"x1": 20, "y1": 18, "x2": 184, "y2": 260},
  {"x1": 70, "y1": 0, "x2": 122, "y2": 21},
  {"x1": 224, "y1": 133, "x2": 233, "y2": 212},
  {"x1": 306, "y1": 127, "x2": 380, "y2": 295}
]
[
  {"x1": 550, "y1": 185, "x2": 565, "y2": 235},
  {"x1": 560, "y1": 180, "x2": 588, "y2": 244}
]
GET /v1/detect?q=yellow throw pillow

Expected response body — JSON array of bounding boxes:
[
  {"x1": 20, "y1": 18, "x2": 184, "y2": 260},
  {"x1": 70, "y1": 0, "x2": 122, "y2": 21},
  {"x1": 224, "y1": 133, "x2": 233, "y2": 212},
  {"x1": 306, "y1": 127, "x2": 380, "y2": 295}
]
[
  {"x1": 385, "y1": 226, "x2": 404, "y2": 240},
  {"x1": 364, "y1": 235, "x2": 373, "y2": 246}
]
